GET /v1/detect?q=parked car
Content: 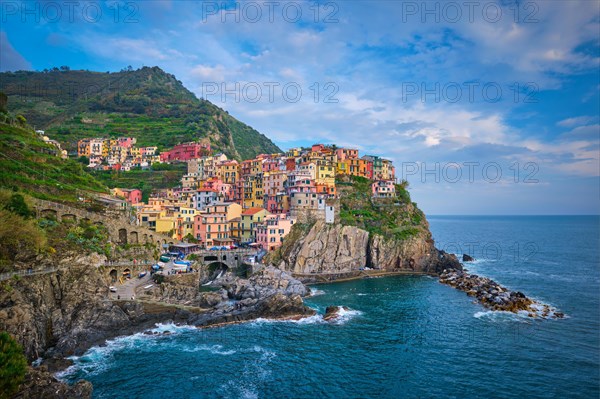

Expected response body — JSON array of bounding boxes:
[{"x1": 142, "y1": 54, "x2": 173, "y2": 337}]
[{"x1": 109, "y1": 286, "x2": 117, "y2": 292}]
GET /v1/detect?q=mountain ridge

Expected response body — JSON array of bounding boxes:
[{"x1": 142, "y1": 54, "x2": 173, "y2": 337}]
[{"x1": 0, "y1": 66, "x2": 281, "y2": 160}]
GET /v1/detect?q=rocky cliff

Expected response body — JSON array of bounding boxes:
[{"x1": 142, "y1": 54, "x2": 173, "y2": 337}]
[
  {"x1": 270, "y1": 220, "x2": 460, "y2": 277},
  {"x1": 143, "y1": 266, "x2": 314, "y2": 325},
  {"x1": 269, "y1": 176, "x2": 461, "y2": 278}
]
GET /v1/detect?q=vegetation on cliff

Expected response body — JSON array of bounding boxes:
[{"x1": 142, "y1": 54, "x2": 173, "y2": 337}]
[
  {"x1": 0, "y1": 122, "x2": 108, "y2": 203},
  {"x1": 0, "y1": 332, "x2": 28, "y2": 399},
  {"x1": 0, "y1": 191, "x2": 47, "y2": 272},
  {"x1": 0, "y1": 67, "x2": 281, "y2": 159},
  {"x1": 89, "y1": 162, "x2": 187, "y2": 202},
  {"x1": 336, "y1": 175, "x2": 426, "y2": 241}
]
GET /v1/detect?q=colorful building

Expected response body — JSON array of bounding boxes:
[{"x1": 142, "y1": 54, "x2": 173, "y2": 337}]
[
  {"x1": 255, "y1": 214, "x2": 296, "y2": 251},
  {"x1": 240, "y1": 208, "x2": 271, "y2": 243},
  {"x1": 160, "y1": 142, "x2": 211, "y2": 163},
  {"x1": 111, "y1": 188, "x2": 143, "y2": 204},
  {"x1": 372, "y1": 180, "x2": 396, "y2": 198}
]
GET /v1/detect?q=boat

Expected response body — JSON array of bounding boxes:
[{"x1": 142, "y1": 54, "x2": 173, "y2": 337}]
[{"x1": 138, "y1": 272, "x2": 147, "y2": 278}]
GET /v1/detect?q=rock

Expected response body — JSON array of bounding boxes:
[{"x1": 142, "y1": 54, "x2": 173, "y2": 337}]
[
  {"x1": 198, "y1": 292, "x2": 225, "y2": 308},
  {"x1": 462, "y1": 254, "x2": 475, "y2": 262},
  {"x1": 14, "y1": 367, "x2": 92, "y2": 399},
  {"x1": 227, "y1": 266, "x2": 308, "y2": 300},
  {"x1": 438, "y1": 269, "x2": 564, "y2": 319},
  {"x1": 323, "y1": 306, "x2": 349, "y2": 321},
  {"x1": 271, "y1": 220, "x2": 462, "y2": 276}
]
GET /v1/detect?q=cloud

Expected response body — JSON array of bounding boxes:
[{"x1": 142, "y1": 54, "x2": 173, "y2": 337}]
[
  {"x1": 557, "y1": 116, "x2": 597, "y2": 128},
  {"x1": 0, "y1": 32, "x2": 31, "y2": 71}
]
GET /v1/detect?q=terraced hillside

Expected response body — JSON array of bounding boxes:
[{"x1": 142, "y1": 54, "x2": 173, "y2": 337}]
[{"x1": 0, "y1": 66, "x2": 281, "y2": 160}]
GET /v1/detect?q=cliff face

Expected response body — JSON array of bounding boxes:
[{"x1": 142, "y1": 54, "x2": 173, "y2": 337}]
[
  {"x1": 271, "y1": 220, "x2": 460, "y2": 276},
  {"x1": 271, "y1": 176, "x2": 461, "y2": 277},
  {"x1": 0, "y1": 253, "x2": 142, "y2": 361}
]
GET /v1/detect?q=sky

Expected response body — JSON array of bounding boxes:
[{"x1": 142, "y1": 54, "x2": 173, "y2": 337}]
[{"x1": 1, "y1": 0, "x2": 599, "y2": 215}]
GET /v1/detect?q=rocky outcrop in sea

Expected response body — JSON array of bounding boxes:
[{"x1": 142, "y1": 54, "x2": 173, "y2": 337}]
[
  {"x1": 271, "y1": 220, "x2": 461, "y2": 278},
  {"x1": 439, "y1": 269, "x2": 565, "y2": 319}
]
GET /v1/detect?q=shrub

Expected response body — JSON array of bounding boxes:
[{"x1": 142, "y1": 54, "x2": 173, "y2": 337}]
[
  {"x1": 3, "y1": 193, "x2": 34, "y2": 219},
  {"x1": 0, "y1": 210, "x2": 47, "y2": 269},
  {"x1": 0, "y1": 332, "x2": 28, "y2": 399}
]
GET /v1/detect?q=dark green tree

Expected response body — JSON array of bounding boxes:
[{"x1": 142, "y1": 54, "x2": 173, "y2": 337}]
[
  {"x1": 0, "y1": 332, "x2": 28, "y2": 399},
  {"x1": 4, "y1": 194, "x2": 34, "y2": 219}
]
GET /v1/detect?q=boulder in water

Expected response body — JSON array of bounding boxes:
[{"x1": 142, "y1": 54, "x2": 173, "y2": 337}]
[
  {"x1": 323, "y1": 306, "x2": 350, "y2": 321},
  {"x1": 462, "y1": 254, "x2": 475, "y2": 262}
]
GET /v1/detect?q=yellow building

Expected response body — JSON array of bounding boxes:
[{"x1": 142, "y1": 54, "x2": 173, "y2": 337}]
[
  {"x1": 242, "y1": 175, "x2": 264, "y2": 209},
  {"x1": 240, "y1": 208, "x2": 271, "y2": 242},
  {"x1": 155, "y1": 217, "x2": 176, "y2": 236},
  {"x1": 217, "y1": 160, "x2": 240, "y2": 184}
]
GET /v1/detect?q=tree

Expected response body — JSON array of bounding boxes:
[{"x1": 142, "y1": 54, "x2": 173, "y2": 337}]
[
  {"x1": 0, "y1": 92, "x2": 7, "y2": 113},
  {"x1": 15, "y1": 115, "x2": 26, "y2": 126},
  {"x1": 0, "y1": 210, "x2": 47, "y2": 269},
  {"x1": 4, "y1": 194, "x2": 34, "y2": 219},
  {"x1": 0, "y1": 332, "x2": 28, "y2": 399},
  {"x1": 184, "y1": 233, "x2": 198, "y2": 243}
]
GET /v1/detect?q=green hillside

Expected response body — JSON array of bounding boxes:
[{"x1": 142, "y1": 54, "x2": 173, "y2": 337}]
[
  {"x1": 0, "y1": 122, "x2": 108, "y2": 203},
  {"x1": 0, "y1": 67, "x2": 281, "y2": 160}
]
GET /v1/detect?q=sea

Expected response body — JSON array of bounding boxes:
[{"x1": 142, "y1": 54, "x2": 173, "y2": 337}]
[{"x1": 60, "y1": 216, "x2": 600, "y2": 398}]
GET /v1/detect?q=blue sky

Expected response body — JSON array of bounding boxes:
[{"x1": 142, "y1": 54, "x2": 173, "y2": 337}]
[{"x1": 1, "y1": 0, "x2": 599, "y2": 214}]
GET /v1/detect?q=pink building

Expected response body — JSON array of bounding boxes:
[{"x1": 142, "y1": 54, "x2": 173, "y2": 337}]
[
  {"x1": 201, "y1": 178, "x2": 234, "y2": 202},
  {"x1": 262, "y1": 158, "x2": 280, "y2": 174},
  {"x1": 113, "y1": 188, "x2": 142, "y2": 204},
  {"x1": 193, "y1": 204, "x2": 233, "y2": 247},
  {"x1": 117, "y1": 137, "x2": 136, "y2": 148},
  {"x1": 255, "y1": 214, "x2": 296, "y2": 252},
  {"x1": 335, "y1": 148, "x2": 359, "y2": 161},
  {"x1": 264, "y1": 171, "x2": 288, "y2": 196},
  {"x1": 160, "y1": 142, "x2": 211, "y2": 162},
  {"x1": 372, "y1": 180, "x2": 396, "y2": 198}
]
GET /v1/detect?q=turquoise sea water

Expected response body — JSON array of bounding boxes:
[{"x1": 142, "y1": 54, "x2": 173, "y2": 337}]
[{"x1": 62, "y1": 216, "x2": 600, "y2": 398}]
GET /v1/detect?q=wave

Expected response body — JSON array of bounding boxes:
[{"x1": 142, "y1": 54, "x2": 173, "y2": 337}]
[
  {"x1": 332, "y1": 307, "x2": 363, "y2": 324},
  {"x1": 249, "y1": 307, "x2": 363, "y2": 326},
  {"x1": 183, "y1": 344, "x2": 236, "y2": 356},
  {"x1": 473, "y1": 310, "x2": 534, "y2": 323},
  {"x1": 150, "y1": 322, "x2": 198, "y2": 334},
  {"x1": 308, "y1": 288, "x2": 325, "y2": 297},
  {"x1": 57, "y1": 322, "x2": 199, "y2": 380}
]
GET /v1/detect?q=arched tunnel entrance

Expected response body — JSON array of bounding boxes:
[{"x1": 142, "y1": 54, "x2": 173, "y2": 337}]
[
  {"x1": 203, "y1": 262, "x2": 229, "y2": 284},
  {"x1": 109, "y1": 269, "x2": 117, "y2": 283}
]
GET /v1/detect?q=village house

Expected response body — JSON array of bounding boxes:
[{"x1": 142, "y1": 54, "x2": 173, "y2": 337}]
[
  {"x1": 240, "y1": 207, "x2": 271, "y2": 243},
  {"x1": 372, "y1": 180, "x2": 396, "y2": 198},
  {"x1": 159, "y1": 142, "x2": 211, "y2": 163},
  {"x1": 111, "y1": 188, "x2": 143, "y2": 205},
  {"x1": 194, "y1": 188, "x2": 219, "y2": 210},
  {"x1": 255, "y1": 214, "x2": 296, "y2": 251}
]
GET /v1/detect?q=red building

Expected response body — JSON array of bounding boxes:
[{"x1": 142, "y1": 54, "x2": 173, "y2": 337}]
[
  {"x1": 285, "y1": 158, "x2": 297, "y2": 171},
  {"x1": 365, "y1": 159, "x2": 374, "y2": 180},
  {"x1": 160, "y1": 143, "x2": 211, "y2": 162}
]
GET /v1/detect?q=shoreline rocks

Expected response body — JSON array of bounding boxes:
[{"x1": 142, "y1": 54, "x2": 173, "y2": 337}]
[
  {"x1": 439, "y1": 269, "x2": 564, "y2": 319},
  {"x1": 462, "y1": 254, "x2": 475, "y2": 262},
  {"x1": 323, "y1": 306, "x2": 350, "y2": 321}
]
